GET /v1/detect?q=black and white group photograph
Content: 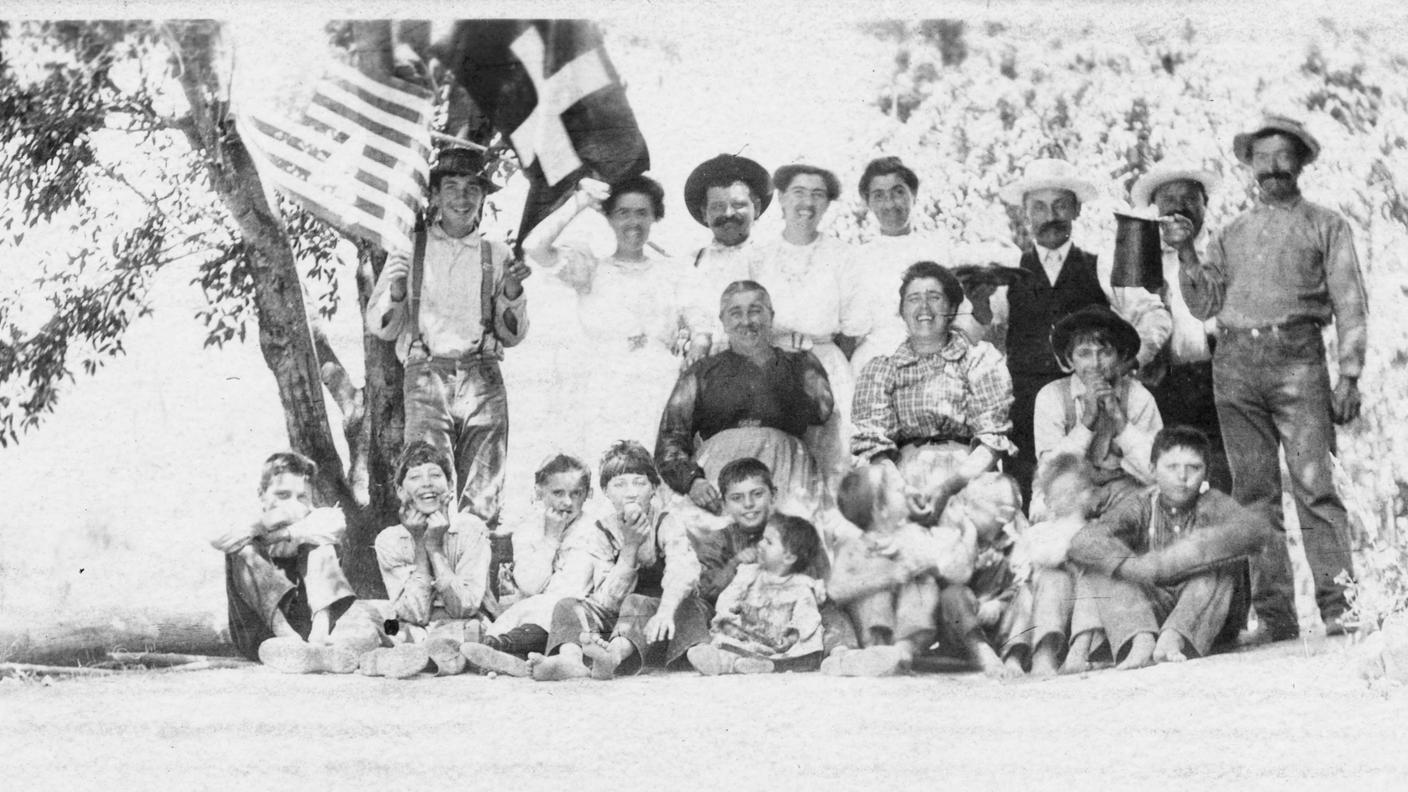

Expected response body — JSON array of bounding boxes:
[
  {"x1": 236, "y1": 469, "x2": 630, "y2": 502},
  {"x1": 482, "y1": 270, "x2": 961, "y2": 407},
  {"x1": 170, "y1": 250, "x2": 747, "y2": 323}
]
[{"x1": 2, "y1": 1, "x2": 1406, "y2": 789}]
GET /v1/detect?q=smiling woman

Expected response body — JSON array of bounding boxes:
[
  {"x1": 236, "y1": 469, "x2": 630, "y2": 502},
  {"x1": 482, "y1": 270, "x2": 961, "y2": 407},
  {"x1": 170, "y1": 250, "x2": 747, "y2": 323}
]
[
  {"x1": 521, "y1": 174, "x2": 712, "y2": 459},
  {"x1": 851, "y1": 262, "x2": 1016, "y2": 519},
  {"x1": 656, "y1": 280, "x2": 835, "y2": 514}
]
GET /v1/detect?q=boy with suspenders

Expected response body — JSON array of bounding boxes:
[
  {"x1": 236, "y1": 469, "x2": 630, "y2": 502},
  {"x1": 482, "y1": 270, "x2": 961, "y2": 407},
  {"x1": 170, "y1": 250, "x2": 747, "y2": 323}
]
[{"x1": 366, "y1": 148, "x2": 531, "y2": 539}]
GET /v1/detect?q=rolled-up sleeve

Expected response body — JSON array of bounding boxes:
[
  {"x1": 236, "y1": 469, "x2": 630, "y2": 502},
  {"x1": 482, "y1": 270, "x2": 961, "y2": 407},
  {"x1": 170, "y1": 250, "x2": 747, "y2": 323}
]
[
  {"x1": 1100, "y1": 249, "x2": 1172, "y2": 367},
  {"x1": 489, "y1": 242, "x2": 529, "y2": 348},
  {"x1": 366, "y1": 249, "x2": 410, "y2": 342},
  {"x1": 1178, "y1": 234, "x2": 1228, "y2": 321}
]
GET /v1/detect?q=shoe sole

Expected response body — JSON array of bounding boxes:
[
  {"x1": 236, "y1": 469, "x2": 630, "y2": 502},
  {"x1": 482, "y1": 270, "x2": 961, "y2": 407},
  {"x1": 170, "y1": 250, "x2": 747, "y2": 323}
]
[
  {"x1": 732, "y1": 656, "x2": 775, "y2": 674},
  {"x1": 259, "y1": 638, "x2": 358, "y2": 674},
  {"x1": 371, "y1": 645, "x2": 430, "y2": 679},
  {"x1": 461, "y1": 643, "x2": 531, "y2": 678},
  {"x1": 425, "y1": 638, "x2": 467, "y2": 676},
  {"x1": 687, "y1": 645, "x2": 730, "y2": 676},
  {"x1": 827, "y1": 647, "x2": 904, "y2": 677}
]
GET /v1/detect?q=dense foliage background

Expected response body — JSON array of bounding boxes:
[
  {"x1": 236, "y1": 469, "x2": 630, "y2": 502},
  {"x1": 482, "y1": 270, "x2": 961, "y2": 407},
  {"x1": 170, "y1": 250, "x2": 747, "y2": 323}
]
[{"x1": 1, "y1": 11, "x2": 1405, "y2": 657}]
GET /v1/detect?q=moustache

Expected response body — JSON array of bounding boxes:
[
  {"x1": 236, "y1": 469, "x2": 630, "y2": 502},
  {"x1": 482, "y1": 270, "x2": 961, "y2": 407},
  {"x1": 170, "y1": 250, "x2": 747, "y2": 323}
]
[
  {"x1": 1037, "y1": 219, "x2": 1071, "y2": 235},
  {"x1": 710, "y1": 215, "x2": 744, "y2": 229},
  {"x1": 1257, "y1": 171, "x2": 1295, "y2": 184}
]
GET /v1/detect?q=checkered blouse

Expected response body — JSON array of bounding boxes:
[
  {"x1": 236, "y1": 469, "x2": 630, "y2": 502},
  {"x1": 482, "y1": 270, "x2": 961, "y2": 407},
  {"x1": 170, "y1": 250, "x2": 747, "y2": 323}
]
[{"x1": 851, "y1": 333, "x2": 1016, "y2": 461}]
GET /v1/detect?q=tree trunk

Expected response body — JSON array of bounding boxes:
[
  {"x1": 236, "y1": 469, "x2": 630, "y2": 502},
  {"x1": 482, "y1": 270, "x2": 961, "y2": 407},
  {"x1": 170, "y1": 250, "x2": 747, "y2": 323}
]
[
  {"x1": 356, "y1": 243, "x2": 405, "y2": 597},
  {"x1": 165, "y1": 21, "x2": 375, "y2": 592}
]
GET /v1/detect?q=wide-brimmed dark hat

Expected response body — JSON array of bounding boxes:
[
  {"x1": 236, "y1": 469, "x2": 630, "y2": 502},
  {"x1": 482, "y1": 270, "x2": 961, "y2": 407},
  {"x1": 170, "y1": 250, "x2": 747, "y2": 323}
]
[
  {"x1": 431, "y1": 147, "x2": 501, "y2": 193},
  {"x1": 1050, "y1": 305, "x2": 1140, "y2": 367},
  {"x1": 1232, "y1": 114, "x2": 1320, "y2": 166},
  {"x1": 683, "y1": 154, "x2": 772, "y2": 226}
]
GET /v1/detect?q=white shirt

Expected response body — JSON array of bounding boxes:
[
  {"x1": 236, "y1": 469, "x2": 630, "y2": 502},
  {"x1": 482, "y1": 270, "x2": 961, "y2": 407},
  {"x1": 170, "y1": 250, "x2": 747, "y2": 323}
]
[
  {"x1": 692, "y1": 237, "x2": 764, "y2": 311},
  {"x1": 752, "y1": 235, "x2": 869, "y2": 340},
  {"x1": 1035, "y1": 240, "x2": 1074, "y2": 286},
  {"x1": 1160, "y1": 236, "x2": 1217, "y2": 364}
]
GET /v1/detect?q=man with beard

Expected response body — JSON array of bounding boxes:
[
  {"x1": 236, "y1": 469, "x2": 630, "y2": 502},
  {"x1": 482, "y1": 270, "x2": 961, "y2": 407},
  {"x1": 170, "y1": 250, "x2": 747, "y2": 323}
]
[
  {"x1": 683, "y1": 153, "x2": 774, "y2": 312},
  {"x1": 1175, "y1": 115, "x2": 1367, "y2": 641},
  {"x1": 996, "y1": 159, "x2": 1170, "y2": 509}
]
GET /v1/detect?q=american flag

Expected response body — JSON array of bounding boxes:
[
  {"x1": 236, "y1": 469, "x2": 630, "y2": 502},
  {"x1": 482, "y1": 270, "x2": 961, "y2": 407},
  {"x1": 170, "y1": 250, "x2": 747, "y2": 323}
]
[{"x1": 235, "y1": 61, "x2": 434, "y2": 255}]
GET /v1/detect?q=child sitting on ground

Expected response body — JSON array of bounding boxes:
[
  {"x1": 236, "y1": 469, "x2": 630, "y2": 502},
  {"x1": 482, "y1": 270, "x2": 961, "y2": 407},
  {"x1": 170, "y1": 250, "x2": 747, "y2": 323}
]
[
  {"x1": 459, "y1": 454, "x2": 599, "y2": 675},
  {"x1": 687, "y1": 513, "x2": 825, "y2": 675},
  {"x1": 929, "y1": 472, "x2": 1028, "y2": 678},
  {"x1": 1032, "y1": 305, "x2": 1162, "y2": 520},
  {"x1": 823, "y1": 460, "x2": 977, "y2": 677},
  {"x1": 1008, "y1": 453, "x2": 1106, "y2": 676}
]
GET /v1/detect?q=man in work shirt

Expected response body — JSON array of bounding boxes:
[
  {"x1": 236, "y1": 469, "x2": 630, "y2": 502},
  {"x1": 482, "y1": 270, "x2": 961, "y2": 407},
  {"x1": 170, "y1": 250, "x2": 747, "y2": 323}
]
[{"x1": 1175, "y1": 114, "x2": 1368, "y2": 640}]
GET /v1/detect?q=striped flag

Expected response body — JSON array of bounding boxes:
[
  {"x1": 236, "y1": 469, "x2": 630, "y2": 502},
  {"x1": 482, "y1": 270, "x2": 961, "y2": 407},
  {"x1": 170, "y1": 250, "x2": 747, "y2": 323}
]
[{"x1": 234, "y1": 61, "x2": 434, "y2": 255}]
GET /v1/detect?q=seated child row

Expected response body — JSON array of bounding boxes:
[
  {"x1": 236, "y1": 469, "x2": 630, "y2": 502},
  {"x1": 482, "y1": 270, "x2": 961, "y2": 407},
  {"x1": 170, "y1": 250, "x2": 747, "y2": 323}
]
[{"x1": 226, "y1": 424, "x2": 1271, "y2": 679}]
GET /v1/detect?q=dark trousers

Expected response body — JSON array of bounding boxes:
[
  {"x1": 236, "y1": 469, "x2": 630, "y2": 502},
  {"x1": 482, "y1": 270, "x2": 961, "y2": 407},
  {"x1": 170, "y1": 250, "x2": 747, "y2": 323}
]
[
  {"x1": 1152, "y1": 360, "x2": 1232, "y2": 493},
  {"x1": 1010, "y1": 371, "x2": 1062, "y2": 512},
  {"x1": 1213, "y1": 325, "x2": 1354, "y2": 633},
  {"x1": 483, "y1": 624, "x2": 549, "y2": 657},
  {"x1": 224, "y1": 545, "x2": 357, "y2": 661}
]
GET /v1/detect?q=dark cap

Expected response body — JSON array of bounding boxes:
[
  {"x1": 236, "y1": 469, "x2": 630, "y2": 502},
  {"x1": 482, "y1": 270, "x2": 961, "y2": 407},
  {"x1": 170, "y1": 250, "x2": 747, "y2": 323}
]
[
  {"x1": 431, "y1": 148, "x2": 501, "y2": 193},
  {"x1": 1050, "y1": 305, "x2": 1141, "y2": 368}
]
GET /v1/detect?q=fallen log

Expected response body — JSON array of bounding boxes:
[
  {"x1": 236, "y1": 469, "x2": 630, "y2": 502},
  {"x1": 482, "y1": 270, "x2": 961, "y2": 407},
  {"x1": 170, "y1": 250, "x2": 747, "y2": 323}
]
[
  {"x1": 0, "y1": 662, "x2": 118, "y2": 677},
  {"x1": 107, "y1": 651, "x2": 254, "y2": 669}
]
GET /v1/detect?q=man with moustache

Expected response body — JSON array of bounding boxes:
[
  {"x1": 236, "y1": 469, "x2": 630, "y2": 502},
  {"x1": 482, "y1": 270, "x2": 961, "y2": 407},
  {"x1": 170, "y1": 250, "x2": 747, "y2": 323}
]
[
  {"x1": 683, "y1": 154, "x2": 774, "y2": 307},
  {"x1": 1175, "y1": 115, "x2": 1367, "y2": 641},
  {"x1": 996, "y1": 159, "x2": 1170, "y2": 509},
  {"x1": 1117, "y1": 161, "x2": 1230, "y2": 493}
]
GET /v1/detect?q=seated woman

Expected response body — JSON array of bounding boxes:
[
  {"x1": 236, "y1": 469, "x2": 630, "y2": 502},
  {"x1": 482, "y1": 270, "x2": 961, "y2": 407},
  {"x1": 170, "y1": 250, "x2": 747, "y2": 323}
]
[
  {"x1": 851, "y1": 261, "x2": 1016, "y2": 520},
  {"x1": 656, "y1": 280, "x2": 835, "y2": 514},
  {"x1": 523, "y1": 175, "x2": 712, "y2": 455}
]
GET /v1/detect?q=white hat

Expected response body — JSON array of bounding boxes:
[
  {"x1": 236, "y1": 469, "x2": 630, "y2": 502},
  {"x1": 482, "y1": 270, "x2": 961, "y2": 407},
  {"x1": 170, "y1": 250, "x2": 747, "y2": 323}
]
[
  {"x1": 999, "y1": 158, "x2": 1100, "y2": 206},
  {"x1": 1129, "y1": 162, "x2": 1221, "y2": 208}
]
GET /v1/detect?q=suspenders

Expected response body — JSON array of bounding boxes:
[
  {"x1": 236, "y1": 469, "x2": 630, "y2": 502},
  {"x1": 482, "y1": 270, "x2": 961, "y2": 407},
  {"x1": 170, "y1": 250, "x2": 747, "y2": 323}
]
[{"x1": 406, "y1": 230, "x2": 500, "y2": 355}]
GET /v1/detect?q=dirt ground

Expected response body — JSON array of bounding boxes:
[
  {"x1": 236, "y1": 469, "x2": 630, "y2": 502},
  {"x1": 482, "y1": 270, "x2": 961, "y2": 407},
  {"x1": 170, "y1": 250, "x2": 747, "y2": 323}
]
[{"x1": 2, "y1": 636, "x2": 1405, "y2": 792}]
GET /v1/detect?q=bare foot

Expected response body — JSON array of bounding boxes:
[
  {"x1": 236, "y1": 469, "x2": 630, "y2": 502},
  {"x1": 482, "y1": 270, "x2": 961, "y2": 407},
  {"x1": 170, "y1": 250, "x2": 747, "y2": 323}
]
[
  {"x1": 1061, "y1": 630, "x2": 1093, "y2": 674},
  {"x1": 1153, "y1": 630, "x2": 1188, "y2": 664},
  {"x1": 1031, "y1": 644, "x2": 1061, "y2": 678},
  {"x1": 583, "y1": 637, "x2": 632, "y2": 681},
  {"x1": 1117, "y1": 633, "x2": 1156, "y2": 670},
  {"x1": 973, "y1": 643, "x2": 1014, "y2": 679},
  {"x1": 531, "y1": 644, "x2": 591, "y2": 681}
]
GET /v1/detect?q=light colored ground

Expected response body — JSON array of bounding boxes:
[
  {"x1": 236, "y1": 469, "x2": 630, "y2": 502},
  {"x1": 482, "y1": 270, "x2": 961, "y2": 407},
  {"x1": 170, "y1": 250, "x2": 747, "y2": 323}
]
[{"x1": 2, "y1": 637, "x2": 1405, "y2": 792}]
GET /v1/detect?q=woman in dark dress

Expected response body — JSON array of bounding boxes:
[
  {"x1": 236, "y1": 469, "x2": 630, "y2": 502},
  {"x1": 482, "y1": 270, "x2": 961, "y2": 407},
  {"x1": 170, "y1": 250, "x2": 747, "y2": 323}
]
[{"x1": 656, "y1": 280, "x2": 835, "y2": 512}]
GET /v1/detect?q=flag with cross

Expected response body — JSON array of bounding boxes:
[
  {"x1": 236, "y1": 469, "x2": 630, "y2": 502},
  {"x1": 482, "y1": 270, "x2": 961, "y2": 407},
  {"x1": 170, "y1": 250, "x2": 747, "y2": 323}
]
[{"x1": 439, "y1": 19, "x2": 652, "y2": 247}]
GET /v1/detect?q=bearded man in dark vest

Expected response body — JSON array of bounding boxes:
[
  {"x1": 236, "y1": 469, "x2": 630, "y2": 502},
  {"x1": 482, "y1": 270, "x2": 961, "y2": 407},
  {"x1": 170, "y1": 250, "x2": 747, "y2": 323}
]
[{"x1": 994, "y1": 158, "x2": 1170, "y2": 509}]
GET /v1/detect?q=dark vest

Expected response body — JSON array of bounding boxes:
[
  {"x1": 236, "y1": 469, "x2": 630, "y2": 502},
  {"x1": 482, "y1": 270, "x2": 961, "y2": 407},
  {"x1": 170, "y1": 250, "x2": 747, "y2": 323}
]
[{"x1": 1006, "y1": 245, "x2": 1108, "y2": 378}]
